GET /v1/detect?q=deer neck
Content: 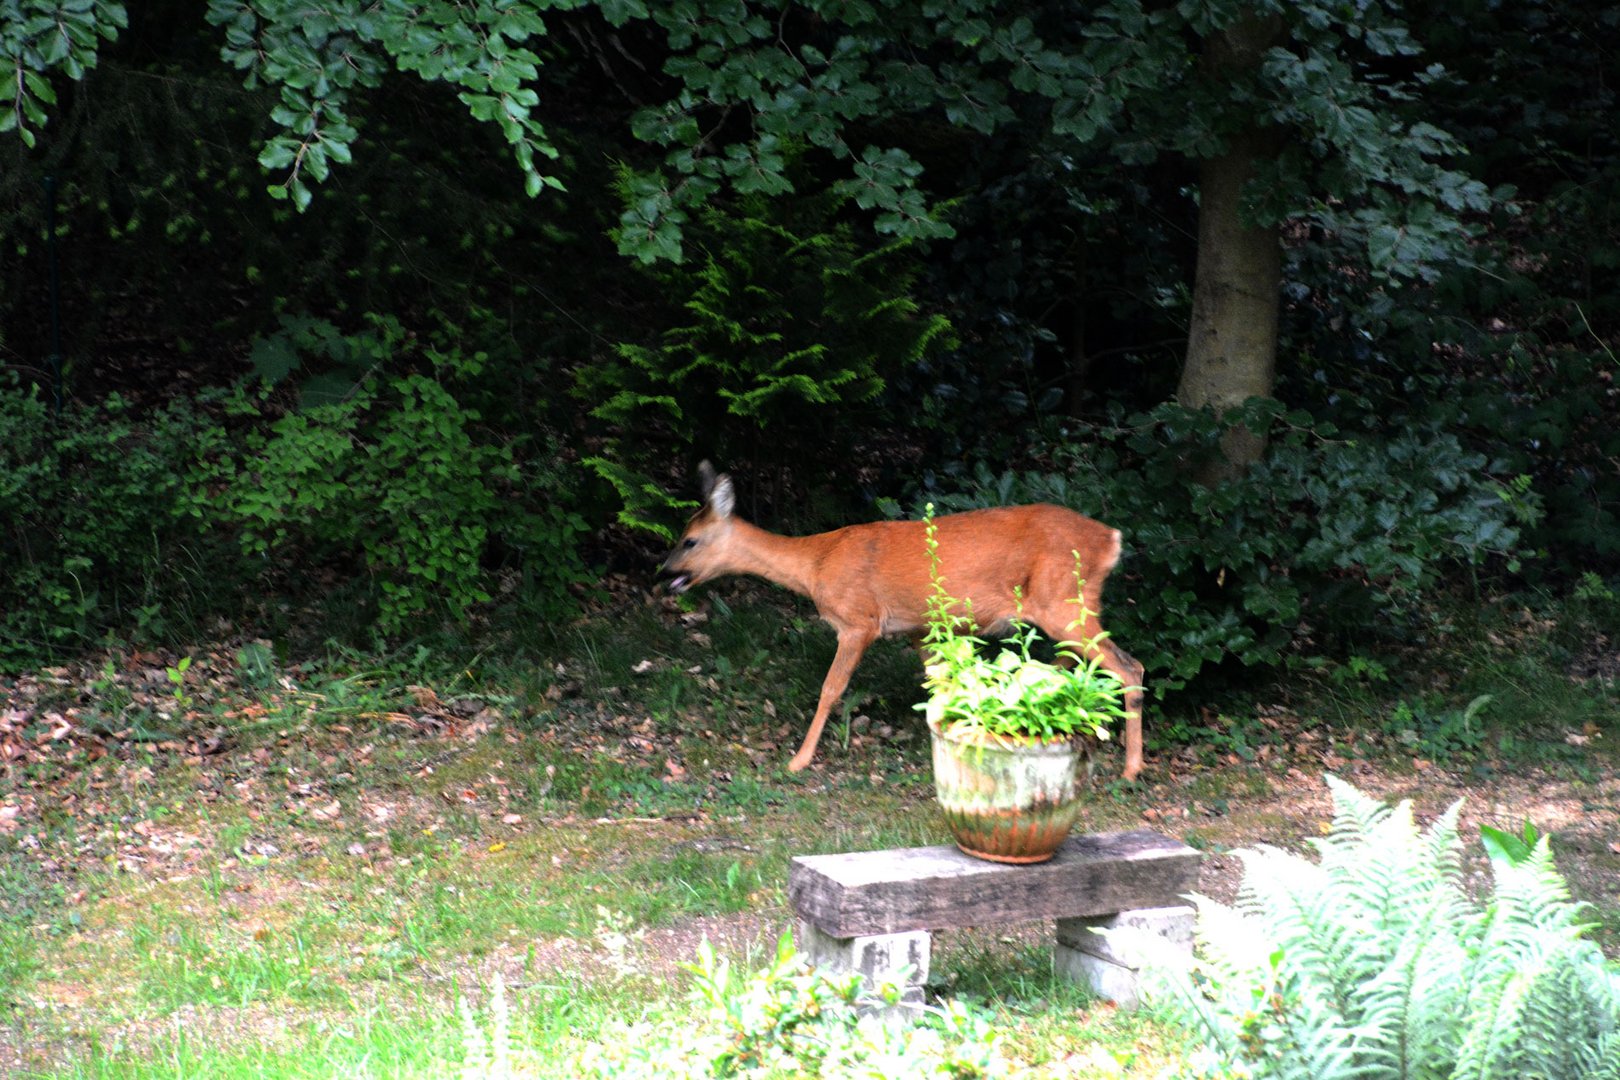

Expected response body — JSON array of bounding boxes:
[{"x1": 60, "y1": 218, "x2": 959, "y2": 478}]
[{"x1": 725, "y1": 519, "x2": 823, "y2": 599}]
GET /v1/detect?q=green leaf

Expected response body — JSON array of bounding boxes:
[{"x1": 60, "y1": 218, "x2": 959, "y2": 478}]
[{"x1": 248, "y1": 335, "x2": 301, "y2": 385}]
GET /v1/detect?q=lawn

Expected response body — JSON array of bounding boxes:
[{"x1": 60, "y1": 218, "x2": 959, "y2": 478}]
[{"x1": 2, "y1": 586, "x2": 1617, "y2": 1077}]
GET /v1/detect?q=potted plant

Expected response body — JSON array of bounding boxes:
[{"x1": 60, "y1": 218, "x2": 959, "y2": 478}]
[{"x1": 916, "y1": 510, "x2": 1131, "y2": 864}]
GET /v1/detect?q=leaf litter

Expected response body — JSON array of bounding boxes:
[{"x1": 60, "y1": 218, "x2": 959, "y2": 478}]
[{"x1": 0, "y1": 618, "x2": 1616, "y2": 1074}]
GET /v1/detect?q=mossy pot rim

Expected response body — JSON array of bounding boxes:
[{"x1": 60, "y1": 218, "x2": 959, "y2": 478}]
[{"x1": 926, "y1": 715, "x2": 1099, "y2": 754}]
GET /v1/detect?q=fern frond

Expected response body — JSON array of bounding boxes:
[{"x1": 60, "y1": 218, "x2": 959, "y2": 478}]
[
  {"x1": 1321, "y1": 774, "x2": 1397, "y2": 841},
  {"x1": 1422, "y1": 797, "x2": 1467, "y2": 884},
  {"x1": 1575, "y1": 1029, "x2": 1620, "y2": 1080},
  {"x1": 1138, "y1": 776, "x2": 1620, "y2": 1080}
]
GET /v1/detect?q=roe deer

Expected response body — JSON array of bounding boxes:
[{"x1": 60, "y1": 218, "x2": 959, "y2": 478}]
[{"x1": 659, "y1": 463, "x2": 1146, "y2": 779}]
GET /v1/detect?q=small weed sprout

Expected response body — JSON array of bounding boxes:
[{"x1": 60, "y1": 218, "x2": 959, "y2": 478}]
[
  {"x1": 593, "y1": 906, "x2": 643, "y2": 980},
  {"x1": 166, "y1": 655, "x2": 193, "y2": 714},
  {"x1": 458, "y1": 973, "x2": 517, "y2": 1080}
]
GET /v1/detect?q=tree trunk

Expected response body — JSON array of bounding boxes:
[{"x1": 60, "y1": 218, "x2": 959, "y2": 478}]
[{"x1": 1176, "y1": 16, "x2": 1284, "y2": 481}]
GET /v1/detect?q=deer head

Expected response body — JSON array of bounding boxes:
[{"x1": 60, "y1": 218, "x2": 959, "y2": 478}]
[{"x1": 659, "y1": 461, "x2": 736, "y2": 595}]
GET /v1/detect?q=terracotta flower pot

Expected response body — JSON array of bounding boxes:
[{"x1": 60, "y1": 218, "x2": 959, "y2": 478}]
[{"x1": 928, "y1": 716, "x2": 1085, "y2": 864}]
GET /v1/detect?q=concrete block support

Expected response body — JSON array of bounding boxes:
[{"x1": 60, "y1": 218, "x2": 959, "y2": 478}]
[
  {"x1": 795, "y1": 918, "x2": 932, "y2": 988},
  {"x1": 794, "y1": 918, "x2": 929, "y2": 1020},
  {"x1": 1054, "y1": 905, "x2": 1196, "y2": 1009}
]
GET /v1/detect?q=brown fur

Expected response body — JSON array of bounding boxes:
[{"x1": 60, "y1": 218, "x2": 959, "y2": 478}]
[{"x1": 660, "y1": 464, "x2": 1145, "y2": 778}]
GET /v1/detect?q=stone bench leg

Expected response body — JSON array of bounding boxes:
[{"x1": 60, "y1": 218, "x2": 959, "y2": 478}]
[
  {"x1": 795, "y1": 918, "x2": 931, "y2": 1016},
  {"x1": 1054, "y1": 905, "x2": 1195, "y2": 1009}
]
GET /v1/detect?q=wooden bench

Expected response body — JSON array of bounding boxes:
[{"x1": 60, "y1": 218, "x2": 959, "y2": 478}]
[{"x1": 788, "y1": 830, "x2": 1199, "y2": 1011}]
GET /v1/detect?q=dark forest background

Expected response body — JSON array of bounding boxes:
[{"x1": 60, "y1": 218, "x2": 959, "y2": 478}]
[{"x1": 2, "y1": 0, "x2": 1616, "y2": 718}]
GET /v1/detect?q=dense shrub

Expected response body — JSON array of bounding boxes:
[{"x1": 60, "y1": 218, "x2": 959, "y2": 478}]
[
  {"x1": 1281, "y1": 250, "x2": 1620, "y2": 579},
  {"x1": 0, "y1": 377, "x2": 235, "y2": 662},
  {"x1": 911, "y1": 399, "x2": 1539, "y2": 690},
  {"x1": 1446, "y1": 347, "x2": 1620, "y2": 569},
  {"x1": 1131, "y1": 776, "x2": 1620, "y2": 1079},
  {"x1": 201, "y1": 315, "x2": 592, "y2": 636},
  {"x1": 0, "y1": 315, "x2": 593, "y2": 663}
]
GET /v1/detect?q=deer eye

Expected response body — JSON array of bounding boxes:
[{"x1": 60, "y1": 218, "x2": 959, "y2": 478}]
[{"x1": 682, "y1": 538, "x2": 697, "y2": 549}]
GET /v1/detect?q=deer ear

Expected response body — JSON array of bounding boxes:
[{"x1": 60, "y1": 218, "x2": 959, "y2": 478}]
[
  {"x1": 697, "y1": 460, "x2": 717, "y2": 499},
  {"x1": 709, "y1": 473, "x2": 735, "y2": 519}
]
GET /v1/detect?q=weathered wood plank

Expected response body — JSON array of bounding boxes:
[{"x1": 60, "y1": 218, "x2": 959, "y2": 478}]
[{"x1": 788, "y1": 830, "x2": 1199, "y2": 937}]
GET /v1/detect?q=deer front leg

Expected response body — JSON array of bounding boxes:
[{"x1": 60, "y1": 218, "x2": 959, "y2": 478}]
[{"x1": 787, "y1": 628, "x2": 875, "y2": 772}]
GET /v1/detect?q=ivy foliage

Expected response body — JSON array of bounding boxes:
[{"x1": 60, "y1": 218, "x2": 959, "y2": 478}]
[
  {"x1": 1132, "y1": 776, "x2": 1620, "y2": 1079},
  {"x1": 913, "y1": 400, "x2": 1538, "y2": 690}
]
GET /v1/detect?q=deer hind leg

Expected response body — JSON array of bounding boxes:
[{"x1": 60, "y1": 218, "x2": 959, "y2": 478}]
[
  {"x1": 788, "y1": 627, "x2": 876, "y2": 772},
  {"x1": 1095, "y1": 639, "x2": 1145, "y2": 781},
  {"x1": 1025, "y1": 566, "x2": 1145, "y2": 781}
]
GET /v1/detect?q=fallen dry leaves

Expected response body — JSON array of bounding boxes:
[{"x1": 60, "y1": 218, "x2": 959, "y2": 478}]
[{"x1": 0, "y1": 641, "x2": 530, "y2": 896}]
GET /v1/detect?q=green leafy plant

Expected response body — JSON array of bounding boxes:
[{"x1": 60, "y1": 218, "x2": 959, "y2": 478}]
[
  {"x1": 1478, "y1": 820, "x2": 1545, "y2": 869},
  {"x1": 0, "y1": 377, "x2": 242, "y2": 665},
  {"x1": 578, "y1": 932, "x2": 1004, "y2": 1078},
  {"x1": 0, "y1": 0, "x2": 126, "y2": 148},
  {"x1": 918, "y1": 401, "x2": 1539, "y2": 691},
  {"x1": 583, "y1": 190, "x2": 952, "y2": 536},
  {"x1": 915, "y1": 508, "x2": 1128, "y2": 745},
  {"x1": 166, "y1": 654, "x2": 194, "y2": 714},
  {"x1": 1131, "y1": 775, "x2": 1620, "y2": 1080},
  {"x1": 1573, "y1": 572, "x2": 1618, "y2": 606},
  {"x1": 234, "y1": 641, "x2": 278, "y2": 690},
  {"x1": 1383, "y1": 694, "x2": 1494, "y2": 763},
  {"x1": 201, "y1": 315, "x2": 592, "y2": 635}
]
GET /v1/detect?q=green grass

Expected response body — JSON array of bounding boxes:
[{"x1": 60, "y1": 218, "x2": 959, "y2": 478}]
[
  {"x1": 1, "y1": 919, "x2": 42, "y2": 999},
  {"x1": 1300, "y1": 594, "x2": 1620, "y2": 773},
  {"x1": 131, "y1": 920, "x2": 336, "y2": 1012},
  {"x1": 0, "y1": 849, "x2": 68, "y2": 1001},
  {"x1": 45, "y1": 1002, "x2": 469, "y2": 1079},
  {"x1": 8, "y1": 585, "x2": 1619, "y2": 1077},
  {"x1": 931, "y1": 931, "x2": 1192, "y2": 1074}
]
